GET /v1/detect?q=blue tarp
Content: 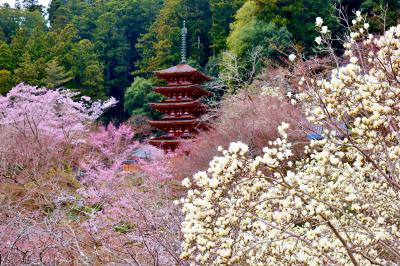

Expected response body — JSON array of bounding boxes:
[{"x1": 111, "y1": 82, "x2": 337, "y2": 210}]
[{"x1": 306, "y1": 133, "x2": 324, "y2": 140}]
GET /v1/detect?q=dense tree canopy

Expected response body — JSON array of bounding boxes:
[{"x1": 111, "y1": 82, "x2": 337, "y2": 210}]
[
  {"x1": 228, "y1": 0, "x2": 338, "y2": 57},
  {"x1": 124, "y1": 77, "x2": 163, "y2": 119},
  {"x1": 227, "y1": 1, "x2": 292, "y2": 58},
  {"x1": 209, "y1": 0, "x2": 244, "y2": 55},
  {"x1": 0, "y1": 42, "x2": 12, "y2": 70},
  {"x1": 0, "y1": 7, "x2": 43, "y2": 43}
]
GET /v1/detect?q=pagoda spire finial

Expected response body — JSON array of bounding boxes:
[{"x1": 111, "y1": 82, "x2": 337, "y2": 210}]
[{"x1": 181, "y1": 20, "x2": 188, "y2": 63}]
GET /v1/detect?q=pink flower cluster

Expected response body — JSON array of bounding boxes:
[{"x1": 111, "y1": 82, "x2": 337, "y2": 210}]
[{"x1": 0, "y1": 83, "x2": 117, "y2": 143}]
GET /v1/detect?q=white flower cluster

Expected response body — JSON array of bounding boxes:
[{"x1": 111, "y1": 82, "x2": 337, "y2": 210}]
[
  {"x1": 314, "y1": 17, "x2": 330, "y2": 46},
  {"x1": 179, "y1": 19, "x2": 400, "y2": 265},
  {"x1": 342, "y1": 11, "x2": 370, "y2": 57}
]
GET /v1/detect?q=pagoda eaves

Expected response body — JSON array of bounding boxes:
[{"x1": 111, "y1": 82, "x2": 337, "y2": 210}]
[
  {"x1": 154, "y1": 64, "x2": 211, "y2": 84},
  {"x1": 148, "y1": 63, "x2": 212, "y2": 151}
]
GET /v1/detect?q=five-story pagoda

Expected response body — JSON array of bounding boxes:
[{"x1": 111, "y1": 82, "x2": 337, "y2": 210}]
[{"x1": 148, "y1": 21, "x2": 212, "y2": 151}]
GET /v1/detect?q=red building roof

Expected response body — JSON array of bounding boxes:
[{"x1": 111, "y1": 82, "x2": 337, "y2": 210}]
[{"x1": 154, "y1": 63, "x2": 211, "y2": 83}]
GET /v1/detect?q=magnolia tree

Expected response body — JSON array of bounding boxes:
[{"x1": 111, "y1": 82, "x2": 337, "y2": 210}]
[{"x1": 179, "y1": 15, "x2": 400, "y2": 265}]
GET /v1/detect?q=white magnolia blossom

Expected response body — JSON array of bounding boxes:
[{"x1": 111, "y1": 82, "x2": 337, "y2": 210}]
[
  {"x1": 179, "y1": 21, "x2": 400, "y2": 265},
  {"x1": 343, "y1": 42, "x2": 352, "y2": 49},
  {"x1": 288, "y1": 54, "x2": 296, "y2": 62},
  {"x1": 315, "y1": 17, "x2": 323, "y2": 27},
  {"x1": 350, "y1": 56, "x2": 358, "y2": 64},
  {"x1": 315, "y1": 36, "x2": 322, "y2": 45},
  {"x1": 321, "y1": 26, "x2": 329, "y2": 34},
  {"x1": 350, "y1": 31, "x2": 359, "y2": 40}
]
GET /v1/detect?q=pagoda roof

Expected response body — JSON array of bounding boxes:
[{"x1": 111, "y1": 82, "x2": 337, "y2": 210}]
[{"x1": 154, "y1": 63, "x2": 211, "y2": 82}]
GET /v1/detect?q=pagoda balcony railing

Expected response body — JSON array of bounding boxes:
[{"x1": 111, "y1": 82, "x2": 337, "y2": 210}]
[
  {"x1": 165, "y1": 79, "x2": 193, "y2": 86},
  {"x1": 166, "y1": 94, "x2": 192, "y2": 101},
  {"x1": 162, "y1": 114, "x2": 196, "y2": 120},
  {"x1": 160, "y1": 110, "x2": 203, "y2": 118}
]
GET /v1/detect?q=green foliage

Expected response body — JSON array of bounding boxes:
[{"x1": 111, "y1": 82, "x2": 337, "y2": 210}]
[
  {"x1": 10, "y1": 28, "x2": 31, "y2": 67},
  {"x1": 68, "y1": 203, "x2": 103, "y2": 222},
  {"x1": 228, "y1": 0, "x2": 337, "y2": 56},
  {"x1": 228, "y1": 19, "x2": 292, "y2": 58},
  {"x1": 203, "y1": 54, "x2": 221, "y2": 77},
  {"x1": 339, "y1": 0, "x2": 400, "y2": 32},
  {"x1": 14, "y1": 52, "x2": 46, "y2": 85},
  {"x1": 114, "y1": 222, "x2": 136, "y2": 234},
  {"x1": 0, "y1": 69, "x2": 12, "y2": 95},
  {"x1": 135, "y1": 0, "x2": 184, "y2": 74},
  {"x1": 124, "y1": 77, "x2": 163, "y2": 118},
  {"x1": 47, "y1": 0, "x2": 66, "y2": 27},
  {"x1": 185, "y1": 0, "x2": 213, "y2": 66},
  {"x1": 0, "y1": 41, "x2": 12, "y2": 70},
  {"x1": 25, "y1": 26, "x2": 51, "y2": 62},
  {"x1": 209, "y1": 0, "x2": 244, "y2": 54},
  {"x1": 82, "y1": 0, "x2": 164, "y2": 118},
  {"x1": 11, "y1": 26, "x2": 49, "y2": 87},
  {"x1": 47, "y1": 25, "x2": 79, "y2": 62},
  {"x1": 81, "y1": 63, "x2": 105, "y2": 98},
  {"x1": 15, "y1": 0, "x2": 21, "y2": 9},
  {"x1": 0, "y1": 7, "x2": 44, "y2": 43},
  {"x1": 41, "y1": 59, "x2": 73, "y2": 89},
  {"x1": 223, "y1": 0, "x2": 292, "y2": 91},
  {"x1": 262, "y1": 0, "x2": 337, "y2": 50},
  {"x1": 93, "y1": 11, "x2": 131, "y2": 100}
]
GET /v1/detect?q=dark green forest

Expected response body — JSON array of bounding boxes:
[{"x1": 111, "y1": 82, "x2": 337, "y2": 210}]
[{"x1": 1, "y1": 0, "x2": 399, "y2": 122}]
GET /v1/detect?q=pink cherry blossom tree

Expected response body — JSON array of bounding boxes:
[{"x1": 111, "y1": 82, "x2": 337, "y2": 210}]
[
  {"x1": 0, "y1": 84, "x2": 183, "y2": 265},
  {"x1": 0, "y1": 83, "x2": 117, "y2": 144}
]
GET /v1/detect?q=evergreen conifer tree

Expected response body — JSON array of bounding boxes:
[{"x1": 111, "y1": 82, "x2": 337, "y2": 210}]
[
  {"x1": 41, "y1": 59, "x2": 73, "y2": 89},
  {"x1": 209, "y1": 0, "x2": 244, "y2": 55},
  {"x1": 14, "y1": 52, "x2": 45, "y2": 85},
  {"x1": 0, "y1": 69, "x2": 12, "y2": 95},
  {"x1": 0, "y1": 41, "x2": 13, "y2": 70}
]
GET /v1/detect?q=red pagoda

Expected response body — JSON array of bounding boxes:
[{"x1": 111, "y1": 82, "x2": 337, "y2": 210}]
[{"x1": 148, "y1": 21, "x2": 212, "y2": 150}]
